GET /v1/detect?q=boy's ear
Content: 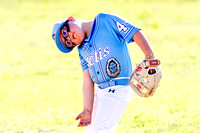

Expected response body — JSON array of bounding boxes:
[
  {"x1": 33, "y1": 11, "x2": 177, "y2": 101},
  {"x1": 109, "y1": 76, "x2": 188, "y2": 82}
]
[{"x1": 67, "y1": 16, "x2": 76, "y2": 22}]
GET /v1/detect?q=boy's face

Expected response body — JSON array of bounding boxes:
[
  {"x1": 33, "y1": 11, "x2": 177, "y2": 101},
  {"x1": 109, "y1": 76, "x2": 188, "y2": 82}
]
[{"x1": 60, "y1": 21, "x2": 85, "y2": 48}]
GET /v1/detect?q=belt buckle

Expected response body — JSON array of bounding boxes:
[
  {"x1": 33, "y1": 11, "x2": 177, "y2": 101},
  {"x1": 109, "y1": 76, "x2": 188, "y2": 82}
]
[
  {"x1": 99, "y1": 82, "x2": 109, "y2": 89},
  {"x1": 109, "y1": 79, "x2": 116, "y2": 86},
  {"x1": 99, "y1": 79, "x2": 116, "y2": 89}
]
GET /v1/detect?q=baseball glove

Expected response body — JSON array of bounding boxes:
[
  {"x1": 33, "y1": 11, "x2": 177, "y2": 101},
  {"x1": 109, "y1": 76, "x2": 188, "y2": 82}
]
[{"x1": 129, "y1": 58, "x2": 162, "y2": 97}]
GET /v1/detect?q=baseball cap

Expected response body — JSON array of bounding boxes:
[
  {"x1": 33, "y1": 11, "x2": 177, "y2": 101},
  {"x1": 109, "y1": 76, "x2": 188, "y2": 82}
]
[{"x1": 52, "y1": 18, "x2": 73, "y2": 53}]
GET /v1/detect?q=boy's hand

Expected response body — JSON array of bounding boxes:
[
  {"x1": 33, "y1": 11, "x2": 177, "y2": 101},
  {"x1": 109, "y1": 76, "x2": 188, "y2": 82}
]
[
  {"x1": 75, "y1": 110, "x2": 92, "y2": 127},
  {"x1": 129, "y1": 58, "x2": 162, "y2": 97}
]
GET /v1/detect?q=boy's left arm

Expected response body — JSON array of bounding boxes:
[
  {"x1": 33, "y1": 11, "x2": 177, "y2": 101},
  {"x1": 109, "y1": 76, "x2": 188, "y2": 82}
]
[
  {"x1": 132, "y1": 30, "x2": 155, "y2": 59},
  {"x1": 130, "y1": 30, "x2": 162, "y2": 97}
]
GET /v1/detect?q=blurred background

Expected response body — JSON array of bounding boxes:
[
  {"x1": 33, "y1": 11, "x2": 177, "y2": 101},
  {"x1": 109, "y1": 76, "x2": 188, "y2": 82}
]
[{"x1": 0, "y1": 0, "x2": 200, "y2": 132}]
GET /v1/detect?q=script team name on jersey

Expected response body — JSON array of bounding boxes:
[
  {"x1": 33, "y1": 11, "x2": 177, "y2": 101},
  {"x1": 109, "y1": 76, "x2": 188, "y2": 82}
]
[{"x1": 86, "y1": 46, "x2": 110, "y2": 66}]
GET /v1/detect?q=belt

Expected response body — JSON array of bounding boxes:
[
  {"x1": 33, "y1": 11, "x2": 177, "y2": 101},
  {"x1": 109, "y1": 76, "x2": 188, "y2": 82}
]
[{"x1": 98, "y1": 78, "x2": 130, "y2": 89}]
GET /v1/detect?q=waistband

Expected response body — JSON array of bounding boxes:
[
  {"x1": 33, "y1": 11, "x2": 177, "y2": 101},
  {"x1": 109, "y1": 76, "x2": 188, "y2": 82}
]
[{"x1": 98, "y1": 78, "x2": 130, "y2": 89}]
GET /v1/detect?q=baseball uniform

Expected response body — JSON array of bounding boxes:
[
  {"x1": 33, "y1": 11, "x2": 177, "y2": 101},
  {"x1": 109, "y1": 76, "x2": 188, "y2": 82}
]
[{"x1": 77, "y1": 13, "x2": 141, "y2": 132}]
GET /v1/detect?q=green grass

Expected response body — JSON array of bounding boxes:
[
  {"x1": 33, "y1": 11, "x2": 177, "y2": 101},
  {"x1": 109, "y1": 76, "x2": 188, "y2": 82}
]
[{"x1": 0, "y1": 0, "x2": 200, "y2": 132}]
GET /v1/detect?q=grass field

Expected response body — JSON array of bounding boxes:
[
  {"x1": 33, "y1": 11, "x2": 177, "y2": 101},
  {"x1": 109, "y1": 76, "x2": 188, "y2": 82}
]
[{"x1": 0, "y1": 0, "x2": 200, "y2": 132}]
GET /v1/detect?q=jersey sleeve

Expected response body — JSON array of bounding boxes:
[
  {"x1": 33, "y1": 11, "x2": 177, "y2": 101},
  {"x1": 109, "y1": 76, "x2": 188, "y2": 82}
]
[
  {"x1": 105, "y1": 13, "x2": 141, "y2": 43},
  {"x1": 79, "y1": 53, "x2": 88, "y2": 71}
]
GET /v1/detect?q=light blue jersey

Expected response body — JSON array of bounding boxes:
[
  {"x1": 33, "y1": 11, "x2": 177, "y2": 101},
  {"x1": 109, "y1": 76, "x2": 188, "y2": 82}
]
[{"x1": 78, "y1": 13, "x2": 141, "y2": 84}]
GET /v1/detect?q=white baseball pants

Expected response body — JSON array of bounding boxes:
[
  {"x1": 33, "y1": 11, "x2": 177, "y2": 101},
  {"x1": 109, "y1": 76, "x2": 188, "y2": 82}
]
[{"x1": 85, "y1": 85, "x2": 134, "y2": 133}]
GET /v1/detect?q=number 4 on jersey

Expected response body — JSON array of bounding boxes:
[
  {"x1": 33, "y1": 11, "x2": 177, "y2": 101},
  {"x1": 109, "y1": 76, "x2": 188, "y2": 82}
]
[{"x1": 116, "y1": 20, "x2": 127, "y2": 32}]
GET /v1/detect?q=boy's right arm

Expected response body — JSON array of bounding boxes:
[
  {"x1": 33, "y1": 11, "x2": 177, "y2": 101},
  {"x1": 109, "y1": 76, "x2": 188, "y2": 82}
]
[{"x1": 75, "y1": 69, "x2": 94, "y2": 127}]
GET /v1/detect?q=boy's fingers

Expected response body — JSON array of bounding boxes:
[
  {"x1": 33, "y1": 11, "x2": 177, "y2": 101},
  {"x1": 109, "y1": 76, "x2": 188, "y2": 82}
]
[
  {"x1": 78, "y1": 121, "x2": 91, "y2": 127},
  {"x1": 75, "y1": 114, "x2": 81, "y2": 120}
]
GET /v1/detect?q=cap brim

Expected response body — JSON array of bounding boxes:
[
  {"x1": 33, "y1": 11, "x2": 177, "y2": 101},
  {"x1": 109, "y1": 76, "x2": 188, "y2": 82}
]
[{"x1": 54, "y1": 21, "x2": 73, "y2": 53}]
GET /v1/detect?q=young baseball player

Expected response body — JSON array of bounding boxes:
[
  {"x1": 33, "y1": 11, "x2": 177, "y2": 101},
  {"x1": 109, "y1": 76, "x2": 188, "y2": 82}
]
[{"x1": 52, "y1": 13, "x2": 155, "y2": 133}]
